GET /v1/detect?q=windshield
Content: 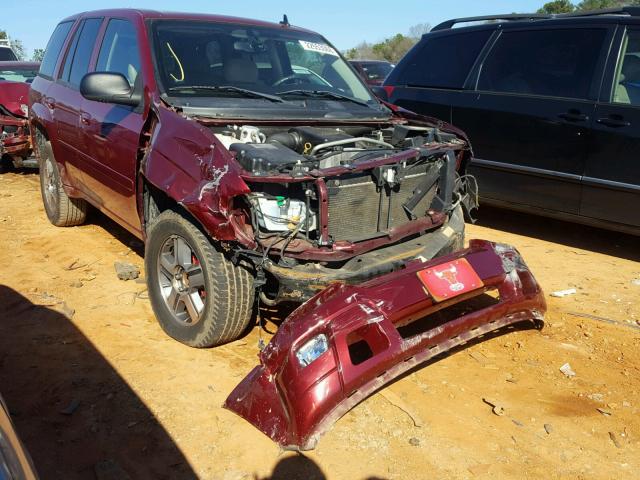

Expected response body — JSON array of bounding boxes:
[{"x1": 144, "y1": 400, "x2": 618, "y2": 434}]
[
  {"x1": 0, "y1": 68, "x2": 38, "y2": 83},
  {"x1": 151, "y1": 20, "x2": 376, "y2": 107}
]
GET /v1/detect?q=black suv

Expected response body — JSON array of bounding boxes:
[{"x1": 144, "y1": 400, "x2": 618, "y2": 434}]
[{"x1": 383, "y1": 7, "x2": 640, "y2": 235}]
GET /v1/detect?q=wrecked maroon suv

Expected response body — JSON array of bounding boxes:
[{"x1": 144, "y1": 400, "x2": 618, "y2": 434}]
[
  {"x1": 0, "y1": 62, "x2": 39, "y2": 171},
  {"x1": 30, "y1": 10, "x2": 478, "y2": 348}
]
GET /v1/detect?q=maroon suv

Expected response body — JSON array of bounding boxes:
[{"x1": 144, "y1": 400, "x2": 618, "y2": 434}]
[{"x1": 29, "y1": 9, "x2": 477, "y2": 347}]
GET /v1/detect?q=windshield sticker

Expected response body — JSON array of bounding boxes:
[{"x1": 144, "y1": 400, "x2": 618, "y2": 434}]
[{"x1": 299, "y1": 40, "x2": 338, "y2": 57}]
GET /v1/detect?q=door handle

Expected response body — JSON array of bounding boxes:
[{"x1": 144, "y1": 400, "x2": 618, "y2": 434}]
[
  {"x1": 43, "y1": 96, "x2": 55, "y2": 109},
  {"x1": 597, "y1": 116, "x2": 630, "y2": 128},
  {"x1": 558, "y1": 111, "x2": 588, "y2": 122},
  {"x1": 80, "y1": 112, "x2": 92, "y2": 125}
]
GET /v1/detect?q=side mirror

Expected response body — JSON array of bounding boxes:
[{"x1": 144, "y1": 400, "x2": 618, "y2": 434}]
[
  {"x1": 370, "y1": 85, "x2": 388, "y2": 102},
  {"x1": 80, "y1": 72, "x2": 141, "y2": 107}
]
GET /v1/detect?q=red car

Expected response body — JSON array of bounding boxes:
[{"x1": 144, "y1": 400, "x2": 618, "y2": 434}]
[
  {"x1": 349, "y1": 60, "x2": 395, "y2": 86},
  {"x1": 0, "y1": 62, "x2": 39, "y2": 171},
  {"x1": 28, "y1": 9, "x2": 545, "y2": 451},
  {"x1": 29, "y1": 9, "x2": 479, "y2": 347}
]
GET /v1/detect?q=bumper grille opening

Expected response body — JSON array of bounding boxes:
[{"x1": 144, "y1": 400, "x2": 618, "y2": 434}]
[{"x1": 397, "y1": 291, "x2": 501, "y2": 340}]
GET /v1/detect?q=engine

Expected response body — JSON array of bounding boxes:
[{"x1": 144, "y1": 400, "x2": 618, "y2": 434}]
[{"x1": 212, "y1": 123, "x2": 469, "y2": 246}]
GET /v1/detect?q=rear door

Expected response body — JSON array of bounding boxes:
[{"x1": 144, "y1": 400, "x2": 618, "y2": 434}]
[
  {"x1": 79, "y1": 18, "x2": 145, "y2": 232},
  {"x1": 582, "y1": 26, "x2": 640, "y2": 228},
  {"x1": 456, "y1": 26, "x2": 613, "y2": 215},
  {"x1": 49, "y1": 18, "x2": 103, "y2": 186}
]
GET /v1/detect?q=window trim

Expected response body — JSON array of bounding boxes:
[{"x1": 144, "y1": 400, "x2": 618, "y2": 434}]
[{"x1": 473, "y1": 24, "x2": 616, "y2": 102}]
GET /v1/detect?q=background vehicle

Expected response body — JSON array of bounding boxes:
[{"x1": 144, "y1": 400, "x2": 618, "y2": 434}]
[
  {"x1": 0, "y1": 62, "x2": 39, "y2": 171},
  {"x1": 0, "y1": 40, "x2": 18, "y2": 62},
  {"x1": 29, "y1": 10, "x2": 475, "y2": 348},
  {"x1": 382, "y1": 7, "x2": 640, "y2": 235},
  {"x1": 0, "y1": 393, "x2": 39, "y2": 479},
  {"x1": 350, "y1": 59, "x2": 394, "y2": 86}
]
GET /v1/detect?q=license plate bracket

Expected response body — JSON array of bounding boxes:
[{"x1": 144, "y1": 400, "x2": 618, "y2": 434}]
[{"x1": 417, "y1": 258, "x2": 484, "y2": 302}]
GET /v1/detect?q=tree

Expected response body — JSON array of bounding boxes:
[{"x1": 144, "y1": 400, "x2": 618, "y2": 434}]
[
  {"x1": 371, "y1": 34, "x2": 416, "y2": 63},
  {"x1": 537, "y1": 0, "x2": 576, "y2": 13},
  {"x1": 0, "y1": 30, "x2": 27, "y2": 60},
  {"x1": 408, "y1": 23, "x2": 431, "y2": 40},
  {"x1": 11, "y1": 39, "x2": 26, "y2": 61},
  {"x1": 32, "y1": 49, "x2": 45, "y2": 62}
]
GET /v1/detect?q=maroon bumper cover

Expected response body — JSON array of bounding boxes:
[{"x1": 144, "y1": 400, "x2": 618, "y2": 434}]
[{"x1": 225, "y1": 240, "x2": 546, "y2": 450}]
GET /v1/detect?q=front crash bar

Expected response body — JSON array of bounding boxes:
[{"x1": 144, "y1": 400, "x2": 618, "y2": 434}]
[{"x1": 225, "y1": 240, "x2": 546, "y2": 450}]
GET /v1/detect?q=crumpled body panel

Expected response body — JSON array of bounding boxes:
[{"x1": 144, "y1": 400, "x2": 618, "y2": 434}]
[
  {"x1": 225, "y1": 239, "x2": 546, "y2": 450},
  {"x1": 0, "y1": 81, "x2": 30, "y2": 159}
]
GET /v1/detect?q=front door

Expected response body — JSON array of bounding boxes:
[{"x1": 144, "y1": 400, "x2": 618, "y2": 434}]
[
  {"x1": 582, "y1": 27, "x2": 640, "y2": 228},
  {"x1": 80, "y1": 18, "x2": 145, "y2": 233}
]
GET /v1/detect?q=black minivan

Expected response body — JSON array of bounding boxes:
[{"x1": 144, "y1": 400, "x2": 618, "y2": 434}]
[{"x1": 383, "y1": 8, "x2": 640, "y2": 235}]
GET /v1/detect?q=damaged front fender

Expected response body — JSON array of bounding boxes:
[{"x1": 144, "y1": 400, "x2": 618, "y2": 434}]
[{"x1": 224, "y1": 240, "x2": 546, "y2": 450}]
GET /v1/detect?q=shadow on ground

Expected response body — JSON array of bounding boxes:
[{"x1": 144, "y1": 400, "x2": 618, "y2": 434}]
[
  {"x1": 0, "y1": 285, "x2": 196, "y2": 479},
  {"x1": 256, "y1": 453, "x2": 387, "y2": 480},
  {"x1": 475, "y1": 206, "x2": 639, "y2": 262}
]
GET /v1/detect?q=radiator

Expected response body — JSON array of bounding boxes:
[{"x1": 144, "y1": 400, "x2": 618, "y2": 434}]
[{"x1": 326, "y1": 166, "x2": 439, "y2": 242}]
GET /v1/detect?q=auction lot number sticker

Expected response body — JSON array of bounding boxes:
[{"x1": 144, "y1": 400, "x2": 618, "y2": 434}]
[{"x1": 299, "y1": 40, "x2": 338, "y2": 56}]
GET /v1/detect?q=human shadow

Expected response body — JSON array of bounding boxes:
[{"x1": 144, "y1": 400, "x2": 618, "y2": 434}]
[
  {"x1": 0, "y1": 285, "x2": 196, "y2": 479},
  {"x1": 475, "y1": 205, "x2": 639, "y2": 262},
  {"x1": 256, "y1": 453, "x2": 388, "y2": 480}
]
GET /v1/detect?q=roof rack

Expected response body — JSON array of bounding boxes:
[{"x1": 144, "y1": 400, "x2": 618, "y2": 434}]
[
  {"x1": 432, "y1": 6, "x2": 640, "y2": 31},
  {"x1": 0, "y1": 39, "x2": 12, "y2": 48}
]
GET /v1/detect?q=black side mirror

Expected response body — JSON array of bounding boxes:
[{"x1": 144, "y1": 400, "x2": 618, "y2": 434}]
[
  {"x1": 80, "y1": 72, "x2": 141, "y2": 107},
  {"x1": 370, "y1": 85, "x2": 388, "y2": 102}
]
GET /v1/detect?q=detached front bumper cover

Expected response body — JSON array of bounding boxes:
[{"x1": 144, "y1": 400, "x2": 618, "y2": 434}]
[{"x1": 225, "y1": 240, "x2": 546, "y2": 450}]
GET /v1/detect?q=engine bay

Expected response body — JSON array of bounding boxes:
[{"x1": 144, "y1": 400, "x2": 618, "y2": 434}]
[
  {"x1": 206, "y1": 123, "x2": 474, "y2": 256},
  {"x1": 213, "y1": 123, "x2": 463, "y2": 176}
]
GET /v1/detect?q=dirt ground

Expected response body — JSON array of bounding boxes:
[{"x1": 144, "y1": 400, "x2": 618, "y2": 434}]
[{"x1": 0, "y1": 169, "x2": 639, "y2": 480}]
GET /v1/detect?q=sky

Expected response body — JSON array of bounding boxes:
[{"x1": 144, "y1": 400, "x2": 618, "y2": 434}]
[{"x1": 3, "y1": 0, "x2": 543, "y2": 58}]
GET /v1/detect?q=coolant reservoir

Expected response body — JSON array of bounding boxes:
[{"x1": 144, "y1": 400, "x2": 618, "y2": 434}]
[{"x1": 250, "y1": 194, "x2": 317, "y2": 232}]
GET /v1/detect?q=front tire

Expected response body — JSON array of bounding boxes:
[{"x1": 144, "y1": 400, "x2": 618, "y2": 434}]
[
  {"x1": 145, "y1": 210, "x2": 255, "y2": 348},
  {"x1": 38, "y1": 140, "x2": 87, "y2": 227}
]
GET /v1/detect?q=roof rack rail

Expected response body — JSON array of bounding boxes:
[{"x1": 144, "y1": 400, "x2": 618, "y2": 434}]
[{"x1": 432, "y1": 6, "x2": 640, "y2": 32}]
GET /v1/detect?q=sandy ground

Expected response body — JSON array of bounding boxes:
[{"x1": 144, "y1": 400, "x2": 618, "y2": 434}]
[{"x1": 0, "y1": 169, "x2": 639, "y2": 480}]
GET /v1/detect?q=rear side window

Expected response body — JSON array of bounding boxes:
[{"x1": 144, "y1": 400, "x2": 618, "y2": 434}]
[
  {"x1": 40, "y1": 21, "x2": 74, "y2": 78},
  {"x1": 61, "y1": 18, "x2": 103, "y2": 87},
  {"x1": 478, "y1": 29, "x2": 607, "y2": 99},
  {"x1": 394, "y1": 30, "x2": 492, "y2": 89},
  {"x1": 96, "y1": 19, "x2": 141, "y2": 87}
]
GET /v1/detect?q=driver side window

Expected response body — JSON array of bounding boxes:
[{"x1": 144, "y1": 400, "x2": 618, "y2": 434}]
[{"x1": 96, "y1": 19, "x2": 141, "y2": 87}]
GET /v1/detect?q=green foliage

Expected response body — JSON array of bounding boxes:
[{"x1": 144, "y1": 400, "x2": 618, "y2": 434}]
[
  {"x1": 344, "y1": 24, "x2": 429, "y2": 63},
  {"x1": 32, "y1": 48, "x2": 45, "y2": 62},
  {"x1": 538, "y1": 0, "x2": 576, "y2": 13},
  {"x1": 538, "y1": 0, "x2": 640, "y2": 12}
]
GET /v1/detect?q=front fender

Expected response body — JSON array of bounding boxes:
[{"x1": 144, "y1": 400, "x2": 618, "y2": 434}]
[{"x1": 143, "y1": 105, "x2": 251, "y2": 243}]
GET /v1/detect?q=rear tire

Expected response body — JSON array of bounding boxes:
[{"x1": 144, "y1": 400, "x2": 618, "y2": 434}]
[
  {"x1": 145, "y1": 210, "x2": 255, "y2": 348},
  {"x1": 38, "y1": 140, "x2": 87, "y2": 227}
]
